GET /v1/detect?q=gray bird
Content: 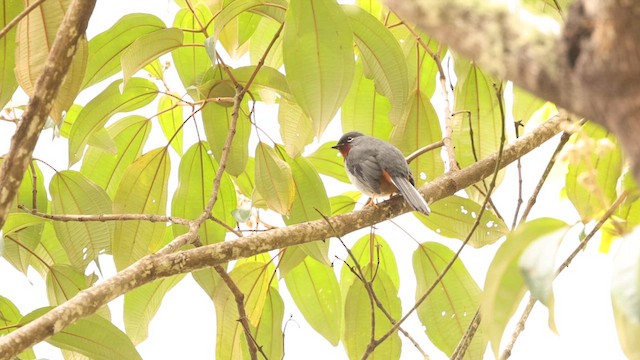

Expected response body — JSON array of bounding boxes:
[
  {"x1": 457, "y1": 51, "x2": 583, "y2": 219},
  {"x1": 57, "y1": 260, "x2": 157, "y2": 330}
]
[{"x1": 332, "y1": 131, "x2": 430, "y2": 215}]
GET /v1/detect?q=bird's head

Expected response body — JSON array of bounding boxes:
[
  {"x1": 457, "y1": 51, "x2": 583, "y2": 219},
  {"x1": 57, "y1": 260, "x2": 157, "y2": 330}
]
[{"x1": 332, "y1": 131, "x2": 364, "y2": 158}]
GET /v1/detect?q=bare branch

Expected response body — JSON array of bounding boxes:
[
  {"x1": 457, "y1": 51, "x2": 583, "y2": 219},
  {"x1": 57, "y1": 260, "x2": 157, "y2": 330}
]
[{"x1": 18, "y1": 205, "x2": 191, "y2": 225}]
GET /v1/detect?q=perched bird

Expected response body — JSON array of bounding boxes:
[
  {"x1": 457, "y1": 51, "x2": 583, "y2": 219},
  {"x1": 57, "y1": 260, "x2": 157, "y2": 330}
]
[{"x1": 332, "y1": 131, "x2": 430, "y2": 215}]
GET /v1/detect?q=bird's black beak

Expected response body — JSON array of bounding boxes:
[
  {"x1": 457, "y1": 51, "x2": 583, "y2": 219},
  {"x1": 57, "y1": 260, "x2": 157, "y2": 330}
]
[{"x1": 331, "y1": 144, "x2": 340, "y2": 149}]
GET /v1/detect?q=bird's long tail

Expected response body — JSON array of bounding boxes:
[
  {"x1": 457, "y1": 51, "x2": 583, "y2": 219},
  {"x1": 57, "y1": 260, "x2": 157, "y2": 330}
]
[{"x1": 391, "y1": 176, "x2": 430, "y2": 215}]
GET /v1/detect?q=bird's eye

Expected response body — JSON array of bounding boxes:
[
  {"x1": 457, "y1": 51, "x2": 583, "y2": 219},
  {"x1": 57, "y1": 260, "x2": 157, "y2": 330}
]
[{"x1": 346, "y1": 137, "x2": 353, "y2": 142}]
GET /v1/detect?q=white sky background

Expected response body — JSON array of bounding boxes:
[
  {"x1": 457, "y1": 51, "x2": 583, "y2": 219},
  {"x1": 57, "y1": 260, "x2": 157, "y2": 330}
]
[{"x1": 0, "y1": 0, "x2": 628, "y2": 359}]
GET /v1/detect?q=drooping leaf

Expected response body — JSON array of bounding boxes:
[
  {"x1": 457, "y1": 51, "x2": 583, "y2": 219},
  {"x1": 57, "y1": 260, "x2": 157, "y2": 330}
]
[
  {"x1": 83, "y1": 13, "x2": 166, "y2": 88},
  {"x1": 157, "y1": 94, "x2": 184, "y2": 155},
  {"x1": 0, "y1": 295, "x2": 35, "y2": 359},
  {"x1": 249, "y1": 17, "x2": 284, "y2": 70},
  {"x1": 112, "y1": 148, "x2": 170, "y2": 270},
  {"x1": 172, "y1": 142, "x2": 236, "y2": 245},
  {"x1": 15, "y1": 0, "x2": 87, "y2": 124},
  {"x1": 416, "y1": 195, "x2": 508, "y2": 247},
  {"x1": 171, "y1": 5, "x2": 213, "y2": 89},
  {"x1": 254, "y1": 142, "x2": 295, "y2": 215},
  {"x1": 519, "y1": 228, "x2": 565, "y2": 308},
  {"x1": 124, "y1": 275, "x2": 185, "y2": 344},
  {"x1": 192, "y1": 268, "x2": 222, "y2": 301},
  {"x1": 0, "y1": 0, "x2": 21, "y2": 109},
  {"x1": 283, "y1": 0, "x2": 354, "y2": 137},
  {"x1": 307, "y1": 142, "x2": 350, "y2": 184},
  {"x1": 453, "y1": 66, "x2": 503, "y2": 168},
  {"x1": 482, "y1": 218, "x2": 568, "y2": 356},
  {"x1": 200, "y1": 68, "x2": 250, "y2": 176},
  {"x1": 512, "y1": 86, "x2": 546, "y2": 125},
  {"x1": 343, "y1": 267, "x2": 401, "y2": 360},
  {"x1": 32, "y1": 223, "x2": 71, "y2": 275},
  {"x1": 414, "y1": 242, "x2": 485, "y2": 358},
  {"x1": 121, "y1": 28, "x2": 184, "y2": 84},
  {"x1": 330, "y1": 192, "x2": 361, "y2": 215},
  {"x1": 80, "y1": 116, "x2": 152, "y2": 198},
  {"x1": 340, "y1": 234, "x2": 399, "y2": 303},
  {"x1": 284, "y1": 257, "x2": 342, "y2": 346},
  {"x1": 278, "y1": 99, "x2": 314, "y2": 158},
  {"x1": 231, "y1": 65, "x2": 291, "y2": 100},
  {"x1": 566, "y1": 122, "x2": 622, "y2": 223},
  {"x1": 342, "y1": 60, "x2": 392, "y2": 139},
  {"x1": 402, "y1": 32, "x2": 442, "y2": 97},
  {"x1": 68, "y1": 78, "x2": 158, "y2": 165},
  {"x1": 21, "y1": 308, "x2": 141, "y2": 360},
  {"x1": 45, "y1": 264, "x2": 99, "y2": 308},
  {"x1": 342, "y1": 5, "x2": 409, "y2": 124},
  {"x1": 254, "y1": 287, "x2": 285, "y2": 359},
  {"x1": 213, "y1": 261, "x2": 277, "y2": 359},
  {"x1": 390, "y1": 89, "x2": 444, "y2": 184},
  {"x1": 50, "y1": 171, "x2": 113, "y2": 268}
]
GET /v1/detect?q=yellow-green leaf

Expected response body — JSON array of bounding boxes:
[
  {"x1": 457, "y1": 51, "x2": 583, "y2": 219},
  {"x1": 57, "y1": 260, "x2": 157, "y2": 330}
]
[
  {"x1": 417, "y1": 195, "x2": 509, "y2": 247},
  {"x1": 284, "y1": 257, "x2": 342, "y2": 345},
  {"x1": 112, "y1": 148, "x2": 170, "y2": 270},
  {"x1": 171, "y1": 5, "x2": 213, "y2": 89},
  {"x1": 414, "y1": 242, "x2": 485, "y2": 358},
  {"x1": 0, "y1": 295, "x2": 35, "y2": 359},
  {"x1": 482, "y1": 218, "x2": 568, "y2": 356},
  {"x1": 0, "y1": 0, "x2": 21, "y2": 108},
  {"x1": 283, "y1": 0, "x2": 354, "y2": 137},
  {"x1": 80, "y1": 116, "x2": 152, "y2": 198},
  {"x1": 50, "y1": 171, "x2": 113, "y2": 269},
  {"x1": 157, "y1": 95, "x2": 184, "y2": 155},
  {"x1": 308, "y1": 142, "x2": 350, "y2": 183},
  {"x1": 512, "y1": 86, "x2": 545, "y2": 124},
  {"x1": 45, "y1": 264, "x2": 98, "y2": 306},
  {"x1": 254, "y1": 142, "x2": 295, "y2": 215},
  {"x1": 68, "y1": 78, "x2": 158, "y2": 165},
  {"x1": 171, "y1": 142, "x2": 236, "y2": 245},
  {"x1": 83, "y1": 13, "x2": 166, "y2": 88},
  {"x1": 278, "y1": 99, "x2": 314, "y2": 158},
  {"x1": 124, "y1": 275, "x2": 185, "y2": 344},
  {"x1": 121, "y1": 28, "x2": 183, "y2": 84},
  {"x1": 343, "y1": 267, "x2": 401, "y2": 360},
  {"x1": 15, "y1": 0, "x2": 87, "y2": 124}
]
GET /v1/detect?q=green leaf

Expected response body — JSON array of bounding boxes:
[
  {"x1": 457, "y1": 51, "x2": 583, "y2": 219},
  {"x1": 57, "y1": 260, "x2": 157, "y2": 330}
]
[
  {"x1": 254, "y1": 142, "x2": 295, "y2": 215},
  {"x1": 566, "y1": 122, "x2": 622, "y2": 222},
  {"x1": 283, "y1": 0, "x2": 355, "y2": 137},
  {"x1": 416, "y1": 195, "x2": 508, "y2": 247},
  {"x1": 213, "y1": 262, "x2": 277, "y2": 359},
  {"x1": 342, "y1": 5, "x2": 409, "y2": 123},
  {"x1": 0, "y1": 0, "x2": 21, "y2": 109},
  {"x1": 1, "y1": 213, "x2": 47, "y2": 274},
  {"x1": 121, "y1": 28, "x2": 184, "y2": 84},
  {"x1": 340, "y1": 234, "x2": 399, "y2": 303},
  {"x1": 249, "y1": 17, "x2": 284, "y2": 70},
  {"x1": 68, "y1": 78, "x2": 158, "y2": 166},
  {"x1": 343, "y1": 267, "x2": 401, "y2": 360},
  {"x1": 453, "y1": 66, "x2": 503, "y2": 168},
  {"x1": 200, "y1": 69, "x2": 250, "y2": 176},
  {"x1": 402, "y1": 32, "x2": 442, "y2": 96},
  {"x1": 278, "y1": 99, "x2": 314, "y2": 158},
  {"x1": 231, "y1": 65, "x2": 291, "y2": 100},
  {"x1": 512, "y1": 86, "x2": 545, "y2": 124},
  {"x1": 284, "y1": 257, "x2": 342, "y2": 346},
  {"x1": 0, "y1": 295, "x2": 35, "y2": 359},
  {"x1": 482, "y1": 218, "x2": 568, "y2": 356},
  {"x1": 307, "y1": 141, "x2": 350, "y2": 183},
  {"x1": 81, "y1": 116, "x2": 152, "y2": 198},
  {"x1": 172, "y1": 142, "x2": 236, "y2": 245},
  {"x1": 112, "y1": 148, "x2": 170, "y2": 270},
  {"x1": 124, "y1": 275, "x2": 185, "y2": 344},
  {"x1": 157, "y1": 94, "x2": 184, "y2": 155},
  {"x1": 413, "y1": 242, "x2": 486, "y2": 358},
  {"x1": 254, "y1": 288, "x2": 285, "y2": 359},
  {"x1": 281, "y1": 151, "x2": 331, "y2": 265},
  {"x1": 83, "y1": 13, "x2": 166, "y2": 88},
  {"x1": 342, "y1": 60, "x2": 392, "y2": 139},
  {"x1": 15, "y1": 0, "x2": 86, "y2": 124},
  {"x1": 330, "y1": 192, "x2": 360, "y2": 215},
  {"x1": 390, "y1": 89, "x2": 445, "y2": 184},
  {"x1": 45, "y1": 264, "x2": 98, "y2": 306},
  {"x1": 519, "y1": 228, "x2": 565, "y2": 308},
  {"x1": 192, "y1": 268, "x2": 222, "y2": 301},
  {"x1": 21, "y1": 308, "x2": 141, "y2": 360},
  {"x1": 50, "y1": 171, "x2": 113, "y2": 268},
  {"x1": 32, "y1": 223, "x2": 71, "y2": 275},
  {"x1": 171, "y1": 5, "x2": 213, "y2": 89}
]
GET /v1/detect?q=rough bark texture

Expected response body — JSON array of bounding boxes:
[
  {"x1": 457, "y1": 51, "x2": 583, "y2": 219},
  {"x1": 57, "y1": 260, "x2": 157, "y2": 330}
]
[
  {"x1": 385, "y1": 0, "x2": 640, "y2": 180},
  {"x1": 0, "y1": 0, "x2": 96, "y2": 230},
  {"x1": 0, "y1": 115, "x2": 567, "y2": 359}
]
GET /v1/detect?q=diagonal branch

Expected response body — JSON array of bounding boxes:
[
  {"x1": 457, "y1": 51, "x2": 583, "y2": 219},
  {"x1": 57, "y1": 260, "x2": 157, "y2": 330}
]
[
  {"x1": 0, "y1": 114, "x2": 567, "y2": 359},
  {"x1": 0, "y1": 0, "x2": 96, "y2": 231}
]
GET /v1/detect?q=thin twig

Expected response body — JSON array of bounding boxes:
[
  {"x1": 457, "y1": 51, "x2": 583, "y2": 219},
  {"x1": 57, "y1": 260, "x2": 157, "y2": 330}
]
[
  {"x1": 0, "y1": 0, "x2": 47, "y2": 40},
  {"x1": 405, "y1": 140, "x2": 444, "y2": 164},
  {"x1": 19, "y1": 205, "x2": 191, "y2": 225},
  {"x1": 500, "y1": 191, "x2": 628, "y2": 359},
  {"x1": 451, "y1": 310, "x2": 481, "y2": 360},
  {"x1": 214, "y1": 265, "x2": 262, "y2": 360},
  {"x1": 511, "y1": 121, "x2": 524, "y2": 229}
]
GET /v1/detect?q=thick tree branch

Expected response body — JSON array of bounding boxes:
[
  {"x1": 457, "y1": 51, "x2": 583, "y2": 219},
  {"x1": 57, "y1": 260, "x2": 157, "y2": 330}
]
[
  {"x1": 385, "y1": 0, "x2": 640, "y2": 181},
  {"x1": 0, "y1": 0, "x2": 96, "y2": 231},
  {"x1": 0, "y1": 114, "x2": 567, "y2": 358}
]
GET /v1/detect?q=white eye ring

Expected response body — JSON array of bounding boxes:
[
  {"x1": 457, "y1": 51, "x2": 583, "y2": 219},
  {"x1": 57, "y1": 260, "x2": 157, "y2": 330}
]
[{"x1": 347, "y1": 137, "x2": 353, "y2": 142}]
